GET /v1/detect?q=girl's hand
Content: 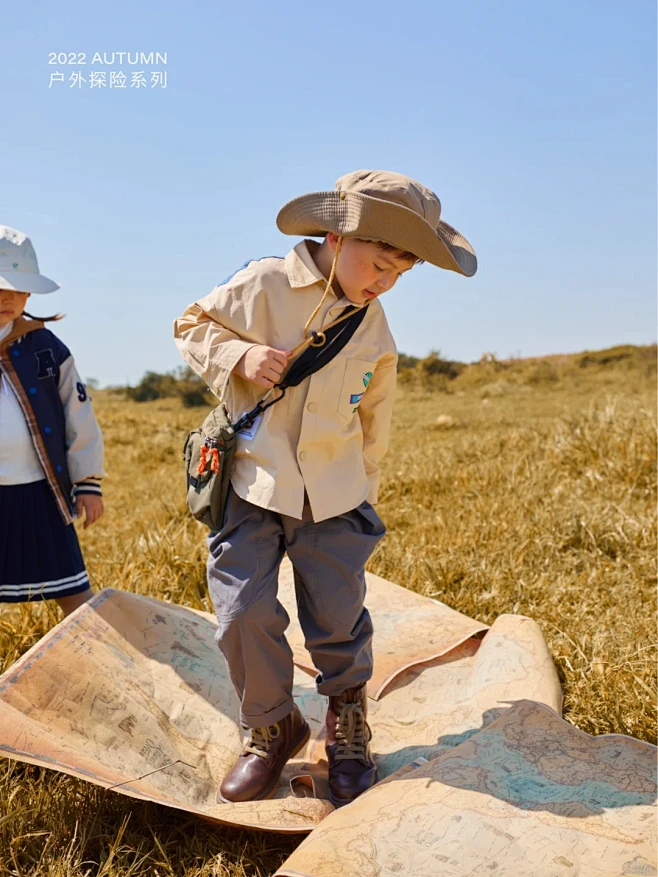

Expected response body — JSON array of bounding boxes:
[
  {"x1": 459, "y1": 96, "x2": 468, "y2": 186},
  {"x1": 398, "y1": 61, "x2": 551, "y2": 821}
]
[
  {"x1": 76, "y1": 494, "x2": 104, "y2": 529},
  {"x1": 235, "y1": 345, "x2": 291, "y2": 389}
]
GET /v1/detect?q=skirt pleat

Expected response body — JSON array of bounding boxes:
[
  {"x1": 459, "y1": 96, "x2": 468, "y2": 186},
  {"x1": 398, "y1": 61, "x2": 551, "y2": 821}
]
[{"x1": 0, "y1": 480, "x2": 90, "y2": 603}]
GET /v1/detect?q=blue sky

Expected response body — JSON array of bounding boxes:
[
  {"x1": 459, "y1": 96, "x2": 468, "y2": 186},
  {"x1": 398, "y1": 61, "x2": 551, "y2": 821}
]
[{"x1": 3, "y1": 0, "x2": 656, "y2": 386}]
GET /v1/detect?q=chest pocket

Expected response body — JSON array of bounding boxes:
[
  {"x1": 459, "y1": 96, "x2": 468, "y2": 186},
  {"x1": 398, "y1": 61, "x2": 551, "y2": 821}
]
[{"x1": 336, "y1": 358, "x2": 377, "y2": 421}]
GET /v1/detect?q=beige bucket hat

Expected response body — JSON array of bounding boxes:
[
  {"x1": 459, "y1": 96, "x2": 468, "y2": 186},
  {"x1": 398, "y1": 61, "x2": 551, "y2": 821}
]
[{"x1": 277, "y1": 170, "x2": 477, "y2": 277}]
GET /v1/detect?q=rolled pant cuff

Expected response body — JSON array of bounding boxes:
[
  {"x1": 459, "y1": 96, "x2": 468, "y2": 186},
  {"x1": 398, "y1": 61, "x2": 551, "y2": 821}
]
[
  {"x1": 315, "y1": 672, "x2": 372, "y2": 698},
  {"x1": 240, "y1": 697, "x2": 295, "y2": 730}
]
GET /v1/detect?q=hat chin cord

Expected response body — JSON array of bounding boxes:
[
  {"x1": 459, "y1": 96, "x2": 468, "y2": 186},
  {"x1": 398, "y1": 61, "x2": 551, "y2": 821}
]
[
  {"x1": 302, "y1": 234, "x2": 344, "y2": 346},
  {"x1": 256, "y1": 235, "x2": 371, "y2": 407}
]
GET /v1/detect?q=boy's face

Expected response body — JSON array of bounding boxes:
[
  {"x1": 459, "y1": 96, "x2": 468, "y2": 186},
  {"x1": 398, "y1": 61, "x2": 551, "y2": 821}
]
[
  {"x1": 0, "y1": 288, "x2": 29, "y2": 327},
  {"x1": 327, "y1": 234, "x2": 415, "y2": 305}
]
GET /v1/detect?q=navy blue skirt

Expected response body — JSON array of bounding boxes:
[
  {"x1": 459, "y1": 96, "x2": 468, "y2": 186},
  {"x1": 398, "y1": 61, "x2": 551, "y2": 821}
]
[{"x1": 0, "y1": 479, "x2": 90, "y2": 603}]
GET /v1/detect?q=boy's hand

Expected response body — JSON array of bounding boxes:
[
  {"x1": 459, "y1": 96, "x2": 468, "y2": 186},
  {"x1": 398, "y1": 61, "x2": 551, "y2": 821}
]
[
  {"x1": 235, "y1": 345, "x2": 292, "y2": 388},
  {"x1": 75, "y1": 494, "x2": 104, "y2": 529}
]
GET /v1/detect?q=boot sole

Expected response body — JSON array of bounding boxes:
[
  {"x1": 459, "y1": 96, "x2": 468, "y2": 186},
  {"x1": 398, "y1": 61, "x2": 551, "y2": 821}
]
[
  {"x1": 328, "y1": 773, "x2": 379, "y2": 809},
  {"x1": 217, "y1": 723, "x2": 311, "y2": 804},
  {"x1": 328, "y1": 788, "x2": 370, "y2": 809}
]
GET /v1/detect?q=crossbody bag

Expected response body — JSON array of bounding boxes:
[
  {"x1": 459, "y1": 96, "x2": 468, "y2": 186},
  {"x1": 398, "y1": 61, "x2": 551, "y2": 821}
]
[{"x1": 183, "y1": 302, "x2": 369, "y2": 530}]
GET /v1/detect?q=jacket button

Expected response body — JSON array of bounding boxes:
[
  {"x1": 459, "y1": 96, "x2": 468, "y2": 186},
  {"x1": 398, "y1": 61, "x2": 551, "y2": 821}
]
[
  {"x1": 56, "y1": 465, "x2": 63, "y2": 473},
  {"x1": 307, "y1": 402, "x2": 317, "y2": 413},
  {"x1": 44, "y1": 426, "x2": 52, "y2": 435},
  {"x1": 11, "y1": 349, "x2": 19, "y2": 357},
  {"x1": 299, "y1": 451, "x2": 307, "y2": 462},
  {"x1": 29, "y1": 387, "x2": 37, "y2": 395}
]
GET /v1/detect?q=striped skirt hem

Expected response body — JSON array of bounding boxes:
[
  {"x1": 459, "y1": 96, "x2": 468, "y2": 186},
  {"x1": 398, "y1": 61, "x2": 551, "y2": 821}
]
[
  {"x1": 1, "y1": 479, "x2": 91, "y2": 603},
  {"x1": 0, "y1": 570, "x2": 90, "y2": 603}
]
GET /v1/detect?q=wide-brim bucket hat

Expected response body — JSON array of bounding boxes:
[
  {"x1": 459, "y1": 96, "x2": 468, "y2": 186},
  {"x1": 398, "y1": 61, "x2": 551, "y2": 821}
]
[
  {"x1": 0, "y1": 226, "x2": 60, "y2": 294},
  {"x1": 277, "y1": 170, "x2": 477, "y2": 277}
]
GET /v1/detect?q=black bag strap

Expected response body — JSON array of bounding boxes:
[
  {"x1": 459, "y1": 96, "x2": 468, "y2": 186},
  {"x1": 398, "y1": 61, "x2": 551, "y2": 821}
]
[{"x1": 233, "y1": 305, "x2": 369, "y2": 432}]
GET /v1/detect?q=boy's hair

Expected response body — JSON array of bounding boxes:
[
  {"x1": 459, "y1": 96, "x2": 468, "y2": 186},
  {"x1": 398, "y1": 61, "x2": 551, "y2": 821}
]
[{"x1": 364, "y1": 239, "x2": 424, "y2": 265}]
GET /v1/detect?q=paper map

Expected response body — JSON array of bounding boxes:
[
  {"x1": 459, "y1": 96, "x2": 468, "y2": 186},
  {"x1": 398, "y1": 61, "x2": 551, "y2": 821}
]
[
  {"x1": 1, "y1": 560, "x2": 655, "y2": 873},
  {"x1": 277, "y1": 700, "x2": 656, "y2": 877}
]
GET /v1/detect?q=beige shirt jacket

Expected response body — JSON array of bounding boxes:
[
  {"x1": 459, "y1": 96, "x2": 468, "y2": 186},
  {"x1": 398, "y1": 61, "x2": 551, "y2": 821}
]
[{"x1": 173, "y1": 239, "x2": 398, "y2": 522}]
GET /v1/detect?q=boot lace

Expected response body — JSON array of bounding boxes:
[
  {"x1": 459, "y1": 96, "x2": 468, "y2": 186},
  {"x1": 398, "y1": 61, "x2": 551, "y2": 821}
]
[
  {"x1": 335, "y1": 701, "x2": 371, "y2": 761},
  {"x1": 244, "y1": 724, "x2": 280, "y2": 758}
]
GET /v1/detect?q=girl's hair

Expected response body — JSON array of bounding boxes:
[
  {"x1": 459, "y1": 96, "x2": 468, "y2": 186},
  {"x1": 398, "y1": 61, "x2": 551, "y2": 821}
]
[{"x1": 24, "y1": 311, "x2": 64, "y2": 323}]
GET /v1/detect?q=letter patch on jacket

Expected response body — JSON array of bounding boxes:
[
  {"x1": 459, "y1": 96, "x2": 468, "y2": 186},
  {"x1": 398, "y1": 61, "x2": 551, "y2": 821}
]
[
  {"x1": 350, "y1": 371, "x2": 373, "y2": 412},
  {"x1": 36, "y1": 348, "x2": 57, "y2": 379}
]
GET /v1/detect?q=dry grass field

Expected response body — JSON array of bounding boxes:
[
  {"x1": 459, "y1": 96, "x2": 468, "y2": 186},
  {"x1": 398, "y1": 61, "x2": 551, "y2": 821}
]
[{"x1": 1, "y1": 346, "x2": 656, "y2": 876}]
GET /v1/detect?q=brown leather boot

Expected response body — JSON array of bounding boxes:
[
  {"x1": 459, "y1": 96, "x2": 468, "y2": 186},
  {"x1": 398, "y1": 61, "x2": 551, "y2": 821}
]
[
  {"x1": 326, "y1": 684, "x2": 377, "y2": 807},
  {"x1": 217, "y1": 704, "x2": 310, "y2": 803}
]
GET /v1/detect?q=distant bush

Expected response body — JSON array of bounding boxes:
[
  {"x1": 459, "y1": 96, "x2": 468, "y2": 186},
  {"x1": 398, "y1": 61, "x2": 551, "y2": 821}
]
[
  {"x1": 419, "y1": 350, "x2": 464, "y2": 381},
  {"x1": 180, "y1": 387, "x2": 211, "y2": 407},
  {"x1": 126, "y1": 367, "x2": 215, "y2": 407},
  {"x1": 126, "y1": 371, "x2": 179, "y2": 402},
  {"x1": 397, "y1": 353, "x2": 420, "y2": 371},
  {"x1": 578, "y1": 345, "x2": 656, "y2": 371},
  {"x1": 398, "y1": 350, "x2": 464, "y2": 391},
  {"x1": 526, "y1": 360, "x2": 560, "y2": 385}
]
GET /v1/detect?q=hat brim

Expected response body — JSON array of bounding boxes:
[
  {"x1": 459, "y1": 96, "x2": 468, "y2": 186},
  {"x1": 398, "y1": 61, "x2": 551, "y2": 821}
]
[
  {"x1": 277, "y1": 191, "x2": 477, "y2": 277},
  {"x1": 0, "y1": 270, "x2": 60, "y2": 294}
]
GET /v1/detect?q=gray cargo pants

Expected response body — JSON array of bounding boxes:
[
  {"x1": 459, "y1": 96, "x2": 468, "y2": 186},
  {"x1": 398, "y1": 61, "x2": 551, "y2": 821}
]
[{"x1": 207, "y1": 484, "x2": 386, "y2": 729}]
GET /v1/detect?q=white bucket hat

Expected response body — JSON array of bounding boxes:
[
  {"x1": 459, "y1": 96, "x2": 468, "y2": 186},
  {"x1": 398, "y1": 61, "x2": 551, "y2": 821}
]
[
  {"x1": 277, "y1": 170, "x2": 477, "y2": 277},
  {"x1": 0, "y1": 226, "x2": 60, "y2": 294}
]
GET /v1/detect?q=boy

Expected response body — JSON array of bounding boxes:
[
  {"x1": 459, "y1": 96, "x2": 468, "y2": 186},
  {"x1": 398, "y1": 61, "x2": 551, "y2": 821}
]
[{"x1": 174, "y1": 170, "x2": 477, "y2": 807}]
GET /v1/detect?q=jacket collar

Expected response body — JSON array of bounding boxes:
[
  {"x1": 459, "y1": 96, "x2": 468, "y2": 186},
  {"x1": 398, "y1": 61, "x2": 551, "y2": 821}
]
[
  {"x1": 0, "y1": 316, "x2": 44, "y2": 351},
  {"x1": 285, "y1": 239, "x2": 357, "y2": 315},
  {"x1": 286, "y1": 239, "x2": 339, "y2": 296}
]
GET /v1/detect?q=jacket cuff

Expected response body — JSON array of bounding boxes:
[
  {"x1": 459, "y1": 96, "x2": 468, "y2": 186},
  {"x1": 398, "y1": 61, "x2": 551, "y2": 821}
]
[
  {"x1": 216, "y1": 340, "x2": 258, "y2": 398},
  {"x1": 73, "y1": 478, "x2": 103, "y2": 498}
]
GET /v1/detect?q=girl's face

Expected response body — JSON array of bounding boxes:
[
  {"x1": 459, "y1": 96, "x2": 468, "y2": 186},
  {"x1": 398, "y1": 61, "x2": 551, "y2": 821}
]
[
  {"x1": 327, "y1": 234, "x2": 415, "y2": 306},
  {"x1": 0, "y1": 288, "x2": 30, "y2": 327}
]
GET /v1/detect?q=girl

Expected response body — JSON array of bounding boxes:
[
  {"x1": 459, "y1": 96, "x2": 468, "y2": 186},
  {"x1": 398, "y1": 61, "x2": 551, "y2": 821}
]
[{"x1": 0, "y1": 226, "x2": 105, "y2": 616}]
